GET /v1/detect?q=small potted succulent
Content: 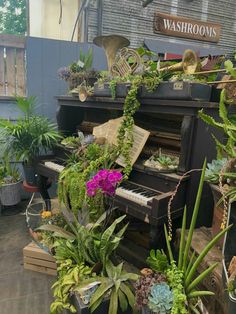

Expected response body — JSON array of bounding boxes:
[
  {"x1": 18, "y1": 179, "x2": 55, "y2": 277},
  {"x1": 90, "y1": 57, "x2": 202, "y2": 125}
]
[
  {"x1": 0, "y1": 157, "x2": 21, "y2": 206},
  {"x1": 143, "y1": 153, "x2": 179, "y2": 172}
]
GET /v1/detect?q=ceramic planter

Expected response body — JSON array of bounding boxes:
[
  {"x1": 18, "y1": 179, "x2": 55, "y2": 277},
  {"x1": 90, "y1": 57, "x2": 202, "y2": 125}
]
[
  {"x1": 0, "y1": 181, "x2": 21, "y2": 206},
  {"x1": 23, "y1": 163, "x2": 37, "y2": 186},
  {"x1": 70, "y1": 292, "x2": 131, "y2": 314}
]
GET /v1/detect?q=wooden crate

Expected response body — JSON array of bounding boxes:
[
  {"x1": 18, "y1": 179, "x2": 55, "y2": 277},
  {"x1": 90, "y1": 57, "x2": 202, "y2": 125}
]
[{"x1": 23, "y1": 242, "x2": 57, "y2": 276}]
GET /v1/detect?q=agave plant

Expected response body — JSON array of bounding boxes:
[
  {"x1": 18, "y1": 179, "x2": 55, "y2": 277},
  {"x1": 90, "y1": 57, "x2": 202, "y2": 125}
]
[{"x1": 75, "y1": 260, "x2": 139, "y2": 314}]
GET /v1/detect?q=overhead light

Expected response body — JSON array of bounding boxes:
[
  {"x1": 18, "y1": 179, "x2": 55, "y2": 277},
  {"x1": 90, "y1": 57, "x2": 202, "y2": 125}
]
[{"x1": 142, "y1": 0, "x2": 154, "y2": 8}]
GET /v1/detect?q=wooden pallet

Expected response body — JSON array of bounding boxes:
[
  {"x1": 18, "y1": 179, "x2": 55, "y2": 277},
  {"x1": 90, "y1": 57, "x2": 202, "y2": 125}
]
[{"x1": 23, "y1": 242, "x2": 57, "y2": 276}]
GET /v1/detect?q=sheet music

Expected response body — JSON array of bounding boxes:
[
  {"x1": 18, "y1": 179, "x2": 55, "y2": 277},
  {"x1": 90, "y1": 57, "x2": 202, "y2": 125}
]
[{"x1": 93, "y1": 117, "x2": 150, "y2": 167}]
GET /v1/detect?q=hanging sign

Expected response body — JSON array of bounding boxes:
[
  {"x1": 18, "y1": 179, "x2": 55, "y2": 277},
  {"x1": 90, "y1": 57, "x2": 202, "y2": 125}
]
[{"x1": 153, "y1": 12, "x2": 221, "y2": 43}]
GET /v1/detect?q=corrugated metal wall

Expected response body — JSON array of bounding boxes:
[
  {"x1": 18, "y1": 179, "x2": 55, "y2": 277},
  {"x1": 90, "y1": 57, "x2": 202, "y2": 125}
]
[{"x1": 87, "y1": 0, "x2": 236, "y2": 54}]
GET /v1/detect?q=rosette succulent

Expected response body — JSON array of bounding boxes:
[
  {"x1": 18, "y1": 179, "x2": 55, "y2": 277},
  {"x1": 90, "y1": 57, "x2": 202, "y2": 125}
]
[{"x1": 148, "y1": 283, "x2": 173, "y2": 314}]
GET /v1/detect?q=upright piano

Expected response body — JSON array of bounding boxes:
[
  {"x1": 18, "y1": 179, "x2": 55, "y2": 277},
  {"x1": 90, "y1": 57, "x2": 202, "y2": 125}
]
[{"x1": 36, "y1": 95, "x2": 222, "y2": 265}]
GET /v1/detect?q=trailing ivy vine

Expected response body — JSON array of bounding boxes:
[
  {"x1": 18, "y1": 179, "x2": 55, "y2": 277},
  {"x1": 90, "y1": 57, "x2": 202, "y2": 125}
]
[{"x1": 117, "y1": 75, "x2": 142, "y2": 177}]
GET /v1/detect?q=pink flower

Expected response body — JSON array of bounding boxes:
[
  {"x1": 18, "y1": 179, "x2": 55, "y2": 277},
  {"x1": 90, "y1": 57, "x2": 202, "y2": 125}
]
[{"x1": 86, "y1": 169, "x2": 122, "y2": 197}]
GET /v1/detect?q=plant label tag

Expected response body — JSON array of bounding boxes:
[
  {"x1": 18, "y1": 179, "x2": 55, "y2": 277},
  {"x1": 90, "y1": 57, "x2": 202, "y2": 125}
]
[{"x1": 173, "y1": 82, "x2": 183, "y2": 90}]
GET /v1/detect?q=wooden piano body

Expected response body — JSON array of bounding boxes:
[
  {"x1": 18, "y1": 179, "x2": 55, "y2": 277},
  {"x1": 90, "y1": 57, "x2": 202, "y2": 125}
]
[{"x1": 36, "y1": 96, "x2": 222, "y2": 265}]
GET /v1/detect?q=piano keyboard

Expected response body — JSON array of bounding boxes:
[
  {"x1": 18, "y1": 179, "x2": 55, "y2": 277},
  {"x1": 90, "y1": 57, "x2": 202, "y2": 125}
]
[
  {"x1": 44, "y1": 161, "x2": 65, "y2": 173},
  {"x1": 116, "y1": 181, "x2": 159, "y2": 206}
]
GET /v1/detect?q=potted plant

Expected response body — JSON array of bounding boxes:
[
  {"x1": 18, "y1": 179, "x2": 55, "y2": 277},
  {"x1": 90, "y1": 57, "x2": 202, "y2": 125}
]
[
  {"x1": 58, "y1": 48, "x2": 98, "y2": 92},
  {"x1": 143, "y1": 152, "x2": 179, "y2": 172},
  {"x1": 0, "y1": 96, "x2": 62, "y2": 185},
  {"x1": 134, "y1": 161, "x2": 230, "y2": 313},
  {"x1": 0, "y1": 156, "x2": 21, "y2": 206}
]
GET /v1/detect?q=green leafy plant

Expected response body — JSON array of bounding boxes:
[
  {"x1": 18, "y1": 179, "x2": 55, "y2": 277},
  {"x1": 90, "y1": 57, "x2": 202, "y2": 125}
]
[
  {"x1": 147, "y1": 249, "x2": 169, "y2": 273},
  {"x1": 38, "y1": 212, "x2": 128, "y2": 269},
  {"x1": 224, "y1": 60, "x2": 236, "y2": 78},
  {"x1": 50, "y1": 259, "x2": 92, "y2": 314},
  {"x1": 0, "y1": 97, "x2": 62, "y2": 165},
  {"x1": 0, "y1": 156, "x2": 20, "y2": 185},
  {"x1": 144, "y1": 161, "x2": 231, "y2": 313},
  {"x1": 76, "y1": 260, "x2": 139, "y2": 314},
  {"x1": 58, "y1": 143, "x2": 117, "y2": 218},
  {"x1": 70, "y1": 48, "x2": 93, "y2": 73},
  {"x1": 199, "y1": 90, "x2": 236, "y2": 159},
  {"x1": 61, "y1": 136, "x2": 82, "y2": 149}
]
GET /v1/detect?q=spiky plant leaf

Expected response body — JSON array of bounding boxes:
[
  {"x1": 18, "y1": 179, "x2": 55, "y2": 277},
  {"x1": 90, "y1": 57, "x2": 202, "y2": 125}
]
[
  {"x1": 109, "y1": 290, "x2": 118, "y2": 314},
  {"x1": 118, "y1": 289, "x2": 128, "y2": 312},
  {"x1": 185, "y1": 224, "x2": 232, "y2": 288},
  {"x1": 182, "y1": 159, "x2": 206, "y2": 272}
]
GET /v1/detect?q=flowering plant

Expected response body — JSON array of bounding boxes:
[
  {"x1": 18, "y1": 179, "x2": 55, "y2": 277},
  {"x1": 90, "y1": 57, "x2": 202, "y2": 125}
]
[{"x1": 86, "y1": 169, "x2": 122, "y2": 197}]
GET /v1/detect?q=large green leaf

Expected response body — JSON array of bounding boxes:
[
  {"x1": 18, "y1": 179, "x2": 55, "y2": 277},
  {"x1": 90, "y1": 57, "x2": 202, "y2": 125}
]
[
  {"x1": 118, "y1": 289, "x2": 128, "y2": 312},
  {"x1": 188, "y1": 290, "x2": 214, "y2": 298},
  {"x1": 182, "y1": 160, "x2": 206, "y2": 272},
  {"x1": 100, "y1": 215, "x2": 126, "y2": 263},
  {"x1": 90, "y1": 281, "x2": 113, "y2": 309},
  {"x1": 109, "y1": 290, "x2": 118, "y2": 314},
  {"x1": 119, "y1": 282, "x2": 135, "y2": 309},
  {"x1": 198, "y1": 110, "x2": 224, "y2": 129},
  {"x1": 186, "y1": 262, "x2": 218, "y2": 294},
  {"x1": 36, "y1": 224, "x2": 75, "y2": 240},
  {"x1": 185, "y1": 224, "x2": 231, "y2": 288},
  {"x1": 178, "y1": 205, "x2": 187, "y2": 269}
]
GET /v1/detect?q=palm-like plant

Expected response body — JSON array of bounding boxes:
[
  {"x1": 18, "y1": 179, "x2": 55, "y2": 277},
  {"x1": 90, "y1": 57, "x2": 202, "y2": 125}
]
[{"x1": 0, "y1": 97, "x2": 61, "y2": 164}]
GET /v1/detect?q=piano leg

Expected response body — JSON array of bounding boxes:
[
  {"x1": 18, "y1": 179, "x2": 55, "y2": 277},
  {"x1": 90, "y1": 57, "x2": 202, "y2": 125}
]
[
  {"x1": 149, "y1": 225, "x2": 165, "y2": 249},
  {"x1": 37, "y1": 175, "x2": 51, "y2": 211}
]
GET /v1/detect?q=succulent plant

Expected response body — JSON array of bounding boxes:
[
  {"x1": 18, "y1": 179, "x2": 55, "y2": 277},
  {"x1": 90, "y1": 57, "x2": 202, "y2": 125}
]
[
  {"x1": 82, "y1": 134, "x2": 95, "y2": 145},
  {"x1": 205, "y1": 158, "x2": 227, "y2": 183},
  {"x1": 135, "y1": 271, "x2": 167, "y2": 308},
  {"x1": 148, "y1": 283, "x2": 173, "y2": 314}
]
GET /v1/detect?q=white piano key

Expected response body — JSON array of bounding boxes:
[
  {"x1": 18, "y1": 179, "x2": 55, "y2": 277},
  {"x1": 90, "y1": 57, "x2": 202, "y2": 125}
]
[
  {"x1": 44, "y1": 161, "x2": 65, "y2": 173},
  {"x1": 116, "y1": 186, "x2": 155, "y2": 206}
]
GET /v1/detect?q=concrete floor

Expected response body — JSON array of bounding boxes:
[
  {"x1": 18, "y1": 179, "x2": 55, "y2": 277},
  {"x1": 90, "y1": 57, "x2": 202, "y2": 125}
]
[{"x1": 0, "y1": 205, "x2": 54, "y2": 314}]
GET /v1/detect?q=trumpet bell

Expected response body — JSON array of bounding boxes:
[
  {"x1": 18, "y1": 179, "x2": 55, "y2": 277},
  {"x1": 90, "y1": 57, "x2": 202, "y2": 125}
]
[
  {"x1": 78, "y1": 86, "x2": 88, "y2": 102},
  {"x1": 93, "y1": 35, "x2": 130, "y2": 72},
  {"x1": 159, "y1": 49, "x2": 198, "y2": 74},
  {"x1": 182, "y1": 49, "x2": 198, "y2": 74}
]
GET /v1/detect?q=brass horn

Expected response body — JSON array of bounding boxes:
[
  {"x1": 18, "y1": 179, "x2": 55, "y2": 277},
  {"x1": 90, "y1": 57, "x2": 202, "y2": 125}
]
[
  {"x1": 93, "y1": 35, "x2": 130, "y2": 72},
  {"x1": 158, "y1": 49, "x2": 198, "y2": 75},
  {"x1": 78, "y1": 86, "x2": 88, "y2": 102}
]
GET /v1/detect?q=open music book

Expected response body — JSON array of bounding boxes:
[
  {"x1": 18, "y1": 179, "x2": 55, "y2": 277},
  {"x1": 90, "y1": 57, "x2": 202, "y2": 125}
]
[{"x1": 93, "y1": 117, "x2": 150, "y2": 167}]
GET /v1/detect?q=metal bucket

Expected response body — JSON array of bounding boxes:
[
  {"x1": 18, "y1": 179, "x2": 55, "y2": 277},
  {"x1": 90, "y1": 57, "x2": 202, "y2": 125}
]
[{"x1": 0, "y1": 181, "x2": 21, "y2": 206}]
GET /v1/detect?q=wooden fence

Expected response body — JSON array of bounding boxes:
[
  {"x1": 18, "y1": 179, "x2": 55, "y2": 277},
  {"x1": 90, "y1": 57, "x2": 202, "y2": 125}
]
[{"x1": 0, "y1": 34, "x2": 26, "y2": 97}]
